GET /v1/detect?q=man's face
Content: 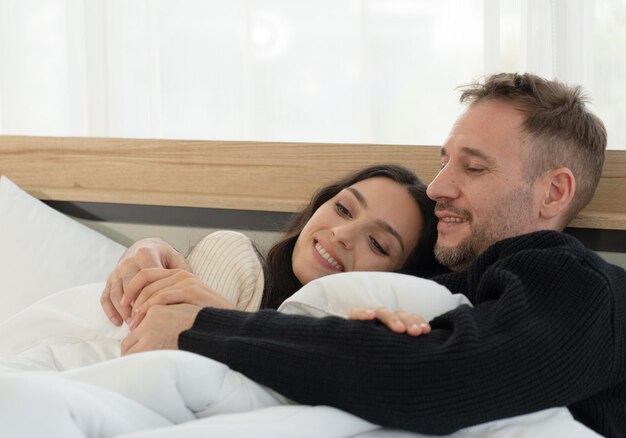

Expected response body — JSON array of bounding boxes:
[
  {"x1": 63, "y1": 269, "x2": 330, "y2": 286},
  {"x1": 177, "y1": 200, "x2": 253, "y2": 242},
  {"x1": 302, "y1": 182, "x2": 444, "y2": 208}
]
[{"x1": 426, "y1": 100, "x2": 542, "y2": 271}]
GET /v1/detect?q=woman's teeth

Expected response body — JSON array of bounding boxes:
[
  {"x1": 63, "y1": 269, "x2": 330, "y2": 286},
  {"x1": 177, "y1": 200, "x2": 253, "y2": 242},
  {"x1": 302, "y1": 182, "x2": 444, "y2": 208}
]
[{"x1": 315, "y1": 242, "x2": 343, "y2": 271}]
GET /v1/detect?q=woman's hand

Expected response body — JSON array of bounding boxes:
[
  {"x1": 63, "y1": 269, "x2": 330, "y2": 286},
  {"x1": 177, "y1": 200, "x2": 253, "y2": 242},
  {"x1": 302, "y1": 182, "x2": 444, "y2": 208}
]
[
  {"x1": 101, "y1": 238, "x2": 191, "y2": 327},
  {"x1": 349, "y1": 307, "x2": 431, "y2": 336},
  {"x1": 127, "y1": 268, "x2": 236, "y2": 329}
]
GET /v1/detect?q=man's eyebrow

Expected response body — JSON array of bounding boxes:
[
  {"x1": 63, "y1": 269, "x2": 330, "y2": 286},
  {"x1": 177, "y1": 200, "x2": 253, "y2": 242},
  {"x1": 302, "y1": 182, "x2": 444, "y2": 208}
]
[
  {"x1": 461, "y1": 146, "x2": 495, "y2": 163},
  {"x1": 345, "y1": 187, "x2": 405, "y2": 252},
  {"x1": 441, "y1": 146, "x2": 496, "y2": 165}
]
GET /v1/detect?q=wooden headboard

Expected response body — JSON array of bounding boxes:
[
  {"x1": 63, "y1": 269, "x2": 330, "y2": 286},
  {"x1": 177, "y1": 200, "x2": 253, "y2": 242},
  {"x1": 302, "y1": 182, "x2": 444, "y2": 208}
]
[{"x1": 1, "y1": 135, "x2": 625, "y2": 231}]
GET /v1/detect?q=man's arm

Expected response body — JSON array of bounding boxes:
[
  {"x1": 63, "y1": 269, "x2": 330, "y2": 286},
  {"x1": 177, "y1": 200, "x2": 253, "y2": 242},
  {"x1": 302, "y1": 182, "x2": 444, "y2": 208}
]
[
  {"x1": 122, "y1": 303, "x2": 200, "y2": 354},
  {"x1": 178, "y1": 241, "x2": 624, "y2": 435}
]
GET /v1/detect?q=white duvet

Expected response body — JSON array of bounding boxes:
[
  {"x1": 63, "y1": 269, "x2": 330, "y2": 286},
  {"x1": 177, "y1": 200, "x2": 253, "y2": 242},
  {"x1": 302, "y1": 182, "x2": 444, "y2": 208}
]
[{"x1": 0, "y1": 273, "x2": 600, "y2": 437}]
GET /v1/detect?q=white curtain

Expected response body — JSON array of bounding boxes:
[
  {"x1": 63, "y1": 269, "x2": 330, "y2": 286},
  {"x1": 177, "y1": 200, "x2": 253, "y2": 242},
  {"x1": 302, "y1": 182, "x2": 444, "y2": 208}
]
[{"x1": 0, "y1": 0, "x2": 623, "y2": 148}]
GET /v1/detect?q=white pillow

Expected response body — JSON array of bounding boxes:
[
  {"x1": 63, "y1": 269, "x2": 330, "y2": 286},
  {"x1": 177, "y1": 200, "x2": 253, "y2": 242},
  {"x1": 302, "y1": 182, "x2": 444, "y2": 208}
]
[
  {"x1": 0, "y1": 176, "x2": 126, "y2": 322},
  {"x1": 278, "y1": 271, "x2": 471, "y2": 320}
]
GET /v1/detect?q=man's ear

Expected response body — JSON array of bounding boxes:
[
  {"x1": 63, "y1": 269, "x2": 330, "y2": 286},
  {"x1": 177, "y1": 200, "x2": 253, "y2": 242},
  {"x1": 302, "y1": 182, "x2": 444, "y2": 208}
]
[{"x1": 539, "y1": 167, "x2": 575, "y2": 220}]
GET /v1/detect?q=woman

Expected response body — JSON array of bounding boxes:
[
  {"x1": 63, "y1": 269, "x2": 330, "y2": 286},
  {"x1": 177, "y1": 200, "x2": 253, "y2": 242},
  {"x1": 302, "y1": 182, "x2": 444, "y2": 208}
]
[{"x1": 102, "y1": 164, "x2": 444, "y2": 333}]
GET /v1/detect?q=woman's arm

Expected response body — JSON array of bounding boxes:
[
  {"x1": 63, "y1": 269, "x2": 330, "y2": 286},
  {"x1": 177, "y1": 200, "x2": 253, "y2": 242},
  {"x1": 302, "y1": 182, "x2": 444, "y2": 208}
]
[
  {"x1": 101, "y1": 237, "x2": 190, "y2": 326},
  {"x1": 348, "y1": 307, "x2": 431, "y2": 336}
]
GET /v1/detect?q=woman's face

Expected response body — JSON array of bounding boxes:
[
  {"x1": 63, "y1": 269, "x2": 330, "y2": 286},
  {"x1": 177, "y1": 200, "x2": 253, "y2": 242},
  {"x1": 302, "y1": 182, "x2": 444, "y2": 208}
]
[{"x1": 292, "y1": 176, "x2": 423, "y2": 285}]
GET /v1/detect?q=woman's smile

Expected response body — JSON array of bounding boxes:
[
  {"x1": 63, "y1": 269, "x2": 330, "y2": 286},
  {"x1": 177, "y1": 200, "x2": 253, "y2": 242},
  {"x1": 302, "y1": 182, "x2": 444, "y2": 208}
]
[{"x1": 313, "y1": 240, "x2": 344, "y2": 272}]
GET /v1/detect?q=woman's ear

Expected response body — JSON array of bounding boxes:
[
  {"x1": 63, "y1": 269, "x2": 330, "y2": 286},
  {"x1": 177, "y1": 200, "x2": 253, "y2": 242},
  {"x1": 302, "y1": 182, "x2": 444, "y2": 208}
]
[{"x1": 539, "y1": 167, "x2": 575, "y2": 221}]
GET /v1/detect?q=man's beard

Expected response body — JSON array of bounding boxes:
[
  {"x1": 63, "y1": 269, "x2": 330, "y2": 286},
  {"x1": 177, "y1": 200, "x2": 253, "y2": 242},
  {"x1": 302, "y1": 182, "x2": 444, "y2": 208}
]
[
  {"x1": 434, "y1": 186, "x2": 534, "y2": 271},
  {"x1": 435, "y1": 212, "x2": 487, "y2": 271},
  {"x1": 434, "y1": 225, "x2": 487, "y2": 271}
]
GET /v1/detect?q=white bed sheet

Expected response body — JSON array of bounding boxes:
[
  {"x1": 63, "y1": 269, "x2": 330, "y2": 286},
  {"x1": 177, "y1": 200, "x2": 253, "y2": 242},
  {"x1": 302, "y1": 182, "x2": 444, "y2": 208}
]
[{"x1": 0, "y1": 274, "x2": 601, "y2": 437}]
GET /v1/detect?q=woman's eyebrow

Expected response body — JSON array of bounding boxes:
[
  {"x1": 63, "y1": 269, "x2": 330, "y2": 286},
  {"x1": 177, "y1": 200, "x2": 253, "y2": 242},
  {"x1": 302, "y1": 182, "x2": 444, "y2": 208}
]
[
  {"x1": 346, "y1": 187, "x2": 405, "y2": 252},
  {"x1": 376, "y1": 220, "x2": 405, "y2": 253},
  {"x1": 346, "y1": 187, "x2": 367, "y2": 208}
]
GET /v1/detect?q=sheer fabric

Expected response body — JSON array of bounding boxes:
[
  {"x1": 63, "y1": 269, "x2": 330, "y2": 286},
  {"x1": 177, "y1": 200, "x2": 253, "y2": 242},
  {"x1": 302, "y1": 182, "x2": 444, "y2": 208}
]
[{"x1": 0, "y1": 0, "x2": 623, "y2": 148}]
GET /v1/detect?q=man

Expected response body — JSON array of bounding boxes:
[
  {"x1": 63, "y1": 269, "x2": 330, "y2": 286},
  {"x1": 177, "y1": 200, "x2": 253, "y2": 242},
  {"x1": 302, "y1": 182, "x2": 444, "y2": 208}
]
[{"x1": 103, "y1": 73, "x2": 626, "y2": 437}]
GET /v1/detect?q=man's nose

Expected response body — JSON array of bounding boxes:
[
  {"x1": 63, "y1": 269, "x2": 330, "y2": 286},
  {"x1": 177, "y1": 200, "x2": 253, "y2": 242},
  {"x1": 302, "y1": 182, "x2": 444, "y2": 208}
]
[{"x1": 427, "y1": 164, "x2": 459, "y2": 201}]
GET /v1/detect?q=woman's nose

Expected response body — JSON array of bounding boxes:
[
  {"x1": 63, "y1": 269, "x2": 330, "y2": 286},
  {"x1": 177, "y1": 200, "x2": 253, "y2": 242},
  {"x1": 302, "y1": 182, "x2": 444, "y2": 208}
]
[{"x1": 330, "y1": 223, "x2": 355, "y2": 249}]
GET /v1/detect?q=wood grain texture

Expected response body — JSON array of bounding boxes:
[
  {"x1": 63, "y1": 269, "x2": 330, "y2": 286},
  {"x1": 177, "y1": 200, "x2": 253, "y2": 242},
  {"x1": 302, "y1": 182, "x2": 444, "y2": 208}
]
[{"x1": 1, "y1": 135, "x2": 625, "y2": 230}]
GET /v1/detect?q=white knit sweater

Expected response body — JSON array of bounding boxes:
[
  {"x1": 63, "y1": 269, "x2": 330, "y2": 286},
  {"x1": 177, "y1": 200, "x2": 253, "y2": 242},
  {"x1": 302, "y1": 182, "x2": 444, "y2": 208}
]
[{"x1": 186, "y1": 230, "x2": 264, "y2": 312}]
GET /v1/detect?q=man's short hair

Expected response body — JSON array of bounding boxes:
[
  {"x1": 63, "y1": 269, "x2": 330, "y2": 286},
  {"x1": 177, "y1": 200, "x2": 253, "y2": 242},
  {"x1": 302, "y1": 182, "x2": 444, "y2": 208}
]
[{"x1": 457, "y1": 73, "x2": 607, "y2": 227}]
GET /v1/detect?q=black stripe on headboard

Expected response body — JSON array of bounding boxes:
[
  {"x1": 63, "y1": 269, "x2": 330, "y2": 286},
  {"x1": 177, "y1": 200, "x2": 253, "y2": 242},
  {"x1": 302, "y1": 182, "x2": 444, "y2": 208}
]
[
  {"x1": 45, "y1": 201, "x2": 293, "y2": 232},
  {"x1": 46, "y1": 201, "x2": 626, "y2": 253},
  {"x1": 564, "y1": 227, "x2": 626, "y2": 253}
]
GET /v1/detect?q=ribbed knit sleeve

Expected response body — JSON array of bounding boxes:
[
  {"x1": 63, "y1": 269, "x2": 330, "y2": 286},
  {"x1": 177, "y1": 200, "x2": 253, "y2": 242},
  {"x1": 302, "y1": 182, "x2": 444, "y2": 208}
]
[
  {"x1": 179, "y1": 231, "x2": 626, "y2": 437},
  {"x1": 186, "y1": 231, "x2": 264, "y2": 312}
]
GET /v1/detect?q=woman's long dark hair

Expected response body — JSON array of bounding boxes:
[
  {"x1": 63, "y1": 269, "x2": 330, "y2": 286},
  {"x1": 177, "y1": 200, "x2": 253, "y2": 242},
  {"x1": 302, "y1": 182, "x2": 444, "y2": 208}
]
[{"x1": 261, "y1": 164, "x2": 442, "y2": 309}]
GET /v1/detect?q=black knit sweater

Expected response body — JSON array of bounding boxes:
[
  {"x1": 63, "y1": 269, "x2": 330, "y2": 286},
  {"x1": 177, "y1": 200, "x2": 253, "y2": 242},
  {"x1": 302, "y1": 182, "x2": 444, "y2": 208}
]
[{"x1": 179, "y1": 231, "x2": 626, "y2": 436}]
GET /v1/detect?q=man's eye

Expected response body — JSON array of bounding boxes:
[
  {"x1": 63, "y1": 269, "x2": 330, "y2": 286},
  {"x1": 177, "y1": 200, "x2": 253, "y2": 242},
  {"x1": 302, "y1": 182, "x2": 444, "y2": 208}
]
[
  {"x1": 466, "y1": 167, "x2": 484, "y2": 174},
  {"x1": 335, "y1": 202, "x2": 351, "y2": 217}
]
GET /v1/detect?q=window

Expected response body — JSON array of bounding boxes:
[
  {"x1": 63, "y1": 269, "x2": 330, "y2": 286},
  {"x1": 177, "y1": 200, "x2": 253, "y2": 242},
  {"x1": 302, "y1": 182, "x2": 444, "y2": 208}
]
[{"x1": 0, "y1": 0, "x2": 623, "y2": 149}]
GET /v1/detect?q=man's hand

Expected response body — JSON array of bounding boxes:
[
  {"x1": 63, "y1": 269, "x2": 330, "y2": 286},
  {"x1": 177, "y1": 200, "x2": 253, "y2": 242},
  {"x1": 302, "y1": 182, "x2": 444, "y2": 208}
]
[
  {"x1": 121, "y1": 303, "x2": 201, "y2": 355},
  {"x1": 101, "y1": 238, "x2": 191, "y2": 326}
]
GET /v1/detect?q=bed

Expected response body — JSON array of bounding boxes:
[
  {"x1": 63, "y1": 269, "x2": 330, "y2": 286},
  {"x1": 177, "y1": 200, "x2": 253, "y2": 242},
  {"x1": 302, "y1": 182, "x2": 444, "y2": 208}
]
[{"x1": 0, "y1": 135, "x2": 625, "y2": 437}]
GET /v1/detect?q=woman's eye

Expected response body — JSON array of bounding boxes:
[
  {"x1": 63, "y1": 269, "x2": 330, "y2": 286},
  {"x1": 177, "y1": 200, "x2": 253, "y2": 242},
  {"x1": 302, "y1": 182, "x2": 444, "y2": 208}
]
[
  {"x1": 335, "y1": 202, "x2": 351, "y2": 218},
  {"x1": 369, "y1": 236, "x2": 389, "y2": 256}
]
